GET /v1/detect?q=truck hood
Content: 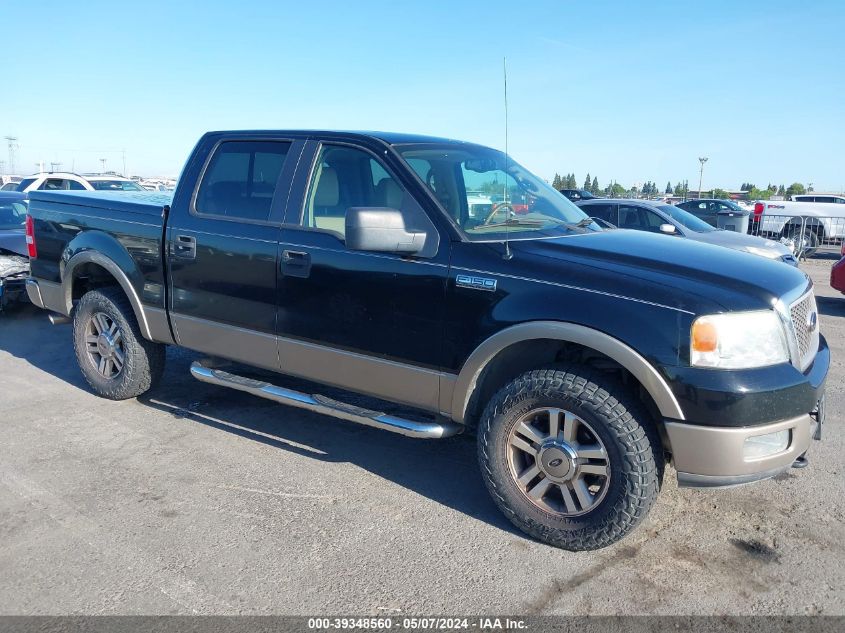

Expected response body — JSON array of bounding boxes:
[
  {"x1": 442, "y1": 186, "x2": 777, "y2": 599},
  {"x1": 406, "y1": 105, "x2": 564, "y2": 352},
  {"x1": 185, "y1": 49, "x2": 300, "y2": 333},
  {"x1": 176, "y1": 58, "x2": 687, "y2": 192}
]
[
  {"x1": 508, "y1": 229, "x2": 809, "y2": 313},
  {"x1": 0, "y1": 229, "x2": 26, "y2": 257}
]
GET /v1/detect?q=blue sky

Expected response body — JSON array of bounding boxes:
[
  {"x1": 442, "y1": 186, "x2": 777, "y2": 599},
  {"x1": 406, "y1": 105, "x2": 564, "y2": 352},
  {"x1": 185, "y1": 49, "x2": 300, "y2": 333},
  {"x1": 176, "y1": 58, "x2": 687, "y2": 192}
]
[{"x1": 4, "y1": 0, "x2": 844, "y2": 191}]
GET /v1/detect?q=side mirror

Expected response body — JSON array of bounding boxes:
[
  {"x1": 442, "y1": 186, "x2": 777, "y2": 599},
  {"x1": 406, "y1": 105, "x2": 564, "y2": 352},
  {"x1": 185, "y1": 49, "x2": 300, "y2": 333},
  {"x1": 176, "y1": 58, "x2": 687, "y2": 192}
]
[
  {"x1": 345, "y1": 207, "x2": 427, "y2": 255},
  {"x1": 659, "y1": 223, "x2": 677, "y2": 234}
]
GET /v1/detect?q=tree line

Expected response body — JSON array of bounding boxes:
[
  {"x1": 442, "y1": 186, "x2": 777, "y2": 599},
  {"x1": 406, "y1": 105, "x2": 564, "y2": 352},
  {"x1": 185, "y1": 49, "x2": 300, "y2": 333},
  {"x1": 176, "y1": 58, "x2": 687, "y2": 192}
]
[{"x1": 551, "y1": 172, "x2": 812, "y2": 200}]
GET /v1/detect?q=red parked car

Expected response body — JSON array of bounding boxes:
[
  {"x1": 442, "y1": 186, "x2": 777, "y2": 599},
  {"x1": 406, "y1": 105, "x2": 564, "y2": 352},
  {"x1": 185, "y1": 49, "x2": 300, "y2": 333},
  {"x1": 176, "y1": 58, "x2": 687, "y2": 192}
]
[{"x1": 831, "y1": 245, "x2": 845, "y2": 294}]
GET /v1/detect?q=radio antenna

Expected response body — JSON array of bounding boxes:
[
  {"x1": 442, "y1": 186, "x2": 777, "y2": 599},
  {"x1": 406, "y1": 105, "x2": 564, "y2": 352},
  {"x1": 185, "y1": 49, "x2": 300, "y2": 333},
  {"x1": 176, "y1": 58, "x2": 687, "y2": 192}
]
[{"x1": 502, "y1": 57, "x2": 513, "y2": 260}]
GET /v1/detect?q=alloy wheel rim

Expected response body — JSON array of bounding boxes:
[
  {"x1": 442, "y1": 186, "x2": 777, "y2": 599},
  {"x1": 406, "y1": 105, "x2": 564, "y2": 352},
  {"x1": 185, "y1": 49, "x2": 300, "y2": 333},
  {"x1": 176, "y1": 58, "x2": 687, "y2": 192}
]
[
  {"x1": 85, "y1": 312, "x2": 125, "y2": 379},
  {"x1": 507, "y1": 407, "x2": 610, "y2": 517}
]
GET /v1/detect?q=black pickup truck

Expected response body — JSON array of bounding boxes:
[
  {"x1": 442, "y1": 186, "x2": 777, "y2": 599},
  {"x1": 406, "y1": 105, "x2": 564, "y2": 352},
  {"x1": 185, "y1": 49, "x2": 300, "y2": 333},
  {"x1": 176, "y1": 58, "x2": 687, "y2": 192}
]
[{"x1": 25, "y1": 130, "x2": 828, "y2": 550}]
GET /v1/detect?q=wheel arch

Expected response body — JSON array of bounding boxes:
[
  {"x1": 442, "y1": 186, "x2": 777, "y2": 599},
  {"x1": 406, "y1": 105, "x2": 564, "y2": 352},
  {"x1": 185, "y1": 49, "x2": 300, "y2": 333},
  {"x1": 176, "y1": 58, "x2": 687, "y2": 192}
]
[
  {"x1": 61, "y1": 248, "x2": 154, "y2": 341},
  {"x1": 449, "y1": 321, "x2": 685, "y2": 425}
]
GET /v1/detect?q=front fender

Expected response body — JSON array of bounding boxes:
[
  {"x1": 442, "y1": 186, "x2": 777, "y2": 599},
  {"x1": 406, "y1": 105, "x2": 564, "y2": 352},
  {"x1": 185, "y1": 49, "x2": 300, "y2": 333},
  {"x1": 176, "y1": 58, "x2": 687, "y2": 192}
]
[{"x1": 449, "y1": 321, "x2": 686, "y2": 424}]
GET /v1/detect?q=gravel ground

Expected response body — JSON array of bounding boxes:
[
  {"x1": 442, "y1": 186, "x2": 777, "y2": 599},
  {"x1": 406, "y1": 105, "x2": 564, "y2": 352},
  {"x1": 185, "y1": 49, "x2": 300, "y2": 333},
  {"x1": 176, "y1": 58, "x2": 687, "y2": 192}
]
[{"x1": 0, "y1": 260, "x2": 842, "y2": 616}]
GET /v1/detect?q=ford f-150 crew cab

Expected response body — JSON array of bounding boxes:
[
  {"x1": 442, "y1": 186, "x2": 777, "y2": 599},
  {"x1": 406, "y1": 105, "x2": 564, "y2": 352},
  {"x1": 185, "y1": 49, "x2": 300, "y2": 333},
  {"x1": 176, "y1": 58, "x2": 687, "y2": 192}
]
[{"x1": 25, "y1": 130, "x2": 828, "y2": 550}]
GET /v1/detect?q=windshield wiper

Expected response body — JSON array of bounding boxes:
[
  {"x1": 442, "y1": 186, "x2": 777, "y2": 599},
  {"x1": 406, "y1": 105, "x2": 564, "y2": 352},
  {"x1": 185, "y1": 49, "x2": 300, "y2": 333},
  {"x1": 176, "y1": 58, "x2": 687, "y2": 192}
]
[
  {"x1": 480, "y1": 216, "x2": 595, "y2": 232},
  {"x1": 562, "y1": 217, "x2": 596, "y2": 229},
  {"x1": 481, "y1": 218, "x2": 546, "y2": 229}
]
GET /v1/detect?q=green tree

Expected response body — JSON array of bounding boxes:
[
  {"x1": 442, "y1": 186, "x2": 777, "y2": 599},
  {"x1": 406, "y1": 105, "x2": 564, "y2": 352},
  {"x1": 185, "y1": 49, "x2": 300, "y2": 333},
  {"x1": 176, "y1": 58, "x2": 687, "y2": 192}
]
[
  {"x1": 749, "y1": 187, "x2": 772, "y2": 200},
  {"x1": 610, "y1": 182, "x2": 626, "y2": 197},
  {"x1": 713, "y1": 188, "x2": 730, "y2": 199},
  {"x1": 777, "y1": 184, "x2": 786, "y2": 197},
  {"x1": 567, "y1": 174, "x2": 577, "y2": 189},
  {"x1": 665, "y1": 181, "x2": 672, "y2": 194},
  {"x1": 583, "y1": 173, "x2": 591, "y2": 190},
  {"x1": 785, "y1": 182, "x2": 806, "y2": 198},
  {"x1": 552, "y1": 173, "x2": 562, "y2": 189},
  {"x1": 591, "y1": 176, "x2": 599, "y2": 195}
]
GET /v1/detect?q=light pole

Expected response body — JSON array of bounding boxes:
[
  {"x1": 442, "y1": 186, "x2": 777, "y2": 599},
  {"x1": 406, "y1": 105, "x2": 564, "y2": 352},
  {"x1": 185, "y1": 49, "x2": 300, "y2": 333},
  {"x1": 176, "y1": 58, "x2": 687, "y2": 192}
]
[
  {"x1": 99, "y1": 158, "x2": 107, "y2": 174},
  {"x1": 698, "y1": 157, "x2": 708, "y2": 200}
]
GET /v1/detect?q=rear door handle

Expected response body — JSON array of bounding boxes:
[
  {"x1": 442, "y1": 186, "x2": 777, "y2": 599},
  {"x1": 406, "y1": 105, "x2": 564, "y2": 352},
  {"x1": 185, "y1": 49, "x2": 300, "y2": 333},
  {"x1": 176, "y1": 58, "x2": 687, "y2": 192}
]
[
  {"x1": 281, "y1": 250, "x2": 311, "y2": 278},
  {"x1": 173, "y1": 235, "x2": 197, "y2": 260}
]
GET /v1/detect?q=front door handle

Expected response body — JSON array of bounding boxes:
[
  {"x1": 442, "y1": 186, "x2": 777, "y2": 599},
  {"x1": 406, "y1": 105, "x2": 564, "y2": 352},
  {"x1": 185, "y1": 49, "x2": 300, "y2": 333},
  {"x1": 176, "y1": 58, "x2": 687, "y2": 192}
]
[
  {"x1": 281, "y1": 250, "x2": 311, "y2": 278},
  {"x1": 173, "y1": 235, "x2": 197, "y2": 260}
]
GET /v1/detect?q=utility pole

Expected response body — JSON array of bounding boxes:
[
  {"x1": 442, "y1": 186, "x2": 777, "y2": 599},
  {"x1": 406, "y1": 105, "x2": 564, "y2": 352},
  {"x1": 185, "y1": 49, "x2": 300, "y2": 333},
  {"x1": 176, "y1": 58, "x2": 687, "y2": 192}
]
[
  {"x1": 698, "y1": 157, "x2": 708, "y2": 200},
  {"x1": 4, "y1": 136, "x2": 18, "y2": 174},
  {"x1": 122, "y1": 149, "x2": 127, "y2": 177},
  {"x1": 99, "y1": 158, "x2": 107, "y2": 174}
]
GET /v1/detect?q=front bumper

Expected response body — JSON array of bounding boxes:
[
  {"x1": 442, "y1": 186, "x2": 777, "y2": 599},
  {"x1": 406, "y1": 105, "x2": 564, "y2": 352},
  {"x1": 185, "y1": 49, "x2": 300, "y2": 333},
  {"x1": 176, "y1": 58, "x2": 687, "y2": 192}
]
[
  {"x1": 664, "y1": 334, "x2": 827, "y2": 488},
  {"x1": 667, "y1": 413, "x2": 816, "y2": 487}
]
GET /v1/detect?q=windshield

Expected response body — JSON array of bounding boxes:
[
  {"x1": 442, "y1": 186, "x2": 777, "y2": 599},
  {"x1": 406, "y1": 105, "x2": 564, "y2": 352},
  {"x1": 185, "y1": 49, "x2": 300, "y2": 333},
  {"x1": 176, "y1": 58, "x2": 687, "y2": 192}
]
[
  {"x1": 0, "y1": 201, "x2": 26, "y2": 230},
  {"x1": 15, "y1": 178, "x2": 36, "y2": 192},
  {"x1": 89, "y1": 179, "x2": 144, "y2": 191},
  {"x1": 396, "y1": 144, "x2": 598, "y2": 241},
  {"x1": 659, "y1": 204, "x2": 716, "y2": 232}
]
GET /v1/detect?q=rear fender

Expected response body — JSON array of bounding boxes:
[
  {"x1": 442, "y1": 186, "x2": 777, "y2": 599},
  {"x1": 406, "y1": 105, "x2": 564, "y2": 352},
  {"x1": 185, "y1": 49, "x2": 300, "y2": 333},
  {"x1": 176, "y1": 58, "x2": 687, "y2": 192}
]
[{"x1": 60, "y1": 231, "x2": 154, "y2": 340}]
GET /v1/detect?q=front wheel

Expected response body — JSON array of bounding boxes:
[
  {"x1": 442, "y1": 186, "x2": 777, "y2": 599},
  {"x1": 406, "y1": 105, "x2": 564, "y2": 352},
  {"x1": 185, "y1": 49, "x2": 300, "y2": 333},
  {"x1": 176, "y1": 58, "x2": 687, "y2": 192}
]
[
  {"x1": 478, "y1": 367, "x2": 662, "y2": 550},
  {"x1": 73, "y1": 287, "x2": 165, "y2": 400}
]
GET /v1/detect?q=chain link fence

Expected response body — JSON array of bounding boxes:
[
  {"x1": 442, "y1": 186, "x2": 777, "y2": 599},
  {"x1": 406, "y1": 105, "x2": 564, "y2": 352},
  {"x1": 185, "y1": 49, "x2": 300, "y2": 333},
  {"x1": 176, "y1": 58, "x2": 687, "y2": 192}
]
[{"x1": 748, "y1": 214, "x2": 845, "y2": 260}]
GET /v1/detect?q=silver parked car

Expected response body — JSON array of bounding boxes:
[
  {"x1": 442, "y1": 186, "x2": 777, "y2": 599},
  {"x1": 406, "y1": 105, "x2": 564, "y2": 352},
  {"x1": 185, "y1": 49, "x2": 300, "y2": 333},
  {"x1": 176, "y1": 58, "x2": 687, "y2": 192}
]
[{"x1": 577, "y1": 199, "x2": 796, "y2": 265}]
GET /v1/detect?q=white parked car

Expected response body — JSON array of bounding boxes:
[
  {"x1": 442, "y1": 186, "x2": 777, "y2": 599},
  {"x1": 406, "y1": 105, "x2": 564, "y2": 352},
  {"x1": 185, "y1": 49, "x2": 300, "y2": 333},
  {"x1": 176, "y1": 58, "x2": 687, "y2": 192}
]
[{"x1": 15, "y1": 172, "x2": 145, "y2": 193}]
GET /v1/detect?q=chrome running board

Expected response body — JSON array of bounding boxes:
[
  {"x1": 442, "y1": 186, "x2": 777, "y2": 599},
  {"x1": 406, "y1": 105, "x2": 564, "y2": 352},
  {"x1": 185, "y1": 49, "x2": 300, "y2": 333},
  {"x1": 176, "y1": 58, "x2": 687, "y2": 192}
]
[{"x1": 190, "y1": 360, "x2": 462, "y2": 439}]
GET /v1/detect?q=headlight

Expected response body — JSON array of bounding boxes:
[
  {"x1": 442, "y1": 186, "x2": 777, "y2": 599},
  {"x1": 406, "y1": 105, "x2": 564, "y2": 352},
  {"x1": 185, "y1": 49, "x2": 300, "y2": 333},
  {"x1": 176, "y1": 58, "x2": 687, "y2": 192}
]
[{"x1": 691, "y1": 310, "x2": 789, "y2": 368}]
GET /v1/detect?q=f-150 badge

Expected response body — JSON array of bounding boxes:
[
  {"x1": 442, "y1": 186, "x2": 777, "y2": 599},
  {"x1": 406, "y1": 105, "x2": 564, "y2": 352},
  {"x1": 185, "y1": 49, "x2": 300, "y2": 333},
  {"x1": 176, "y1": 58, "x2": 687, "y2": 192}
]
[{"x1": 456, "y1": 274, "x2": 497, "y2": 292}]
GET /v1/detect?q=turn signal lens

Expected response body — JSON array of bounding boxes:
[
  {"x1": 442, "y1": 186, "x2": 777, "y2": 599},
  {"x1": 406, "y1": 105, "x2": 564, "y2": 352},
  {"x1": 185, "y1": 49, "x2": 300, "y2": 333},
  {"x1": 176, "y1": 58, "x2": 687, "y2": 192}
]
[{"x1": 691, "y1": 319, "x2": 718, "y2": 352}]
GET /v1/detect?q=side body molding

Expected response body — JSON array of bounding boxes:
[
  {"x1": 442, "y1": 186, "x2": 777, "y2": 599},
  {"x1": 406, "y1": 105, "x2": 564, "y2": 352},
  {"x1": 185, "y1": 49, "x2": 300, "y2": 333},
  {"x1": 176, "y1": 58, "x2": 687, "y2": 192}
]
[
  {"x1": 61, "y1": 250, "x2": 155, "y2": 341},
  {"x1": 450, "y1": 321, "x2": 685, "y2": 423}
]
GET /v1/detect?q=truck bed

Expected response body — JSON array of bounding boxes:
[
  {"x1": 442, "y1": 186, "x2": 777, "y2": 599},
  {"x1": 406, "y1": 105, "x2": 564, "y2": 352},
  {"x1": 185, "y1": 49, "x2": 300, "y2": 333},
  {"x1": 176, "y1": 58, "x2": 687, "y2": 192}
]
[{"x1": 27, "y1": 190, "x2": 173, "y2": 217}]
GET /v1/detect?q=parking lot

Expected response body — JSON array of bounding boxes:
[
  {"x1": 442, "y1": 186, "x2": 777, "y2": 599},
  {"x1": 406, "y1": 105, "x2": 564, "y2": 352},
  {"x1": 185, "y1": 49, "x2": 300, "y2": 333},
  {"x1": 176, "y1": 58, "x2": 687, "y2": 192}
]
[{"x1": 0, "y1": 260, "x2": 842, "y2": 616}]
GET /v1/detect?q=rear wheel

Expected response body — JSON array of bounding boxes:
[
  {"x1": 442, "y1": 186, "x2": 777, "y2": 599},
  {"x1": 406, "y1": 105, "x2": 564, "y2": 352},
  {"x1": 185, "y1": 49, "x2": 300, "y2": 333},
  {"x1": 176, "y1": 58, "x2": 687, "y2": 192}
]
[
  {"x1": 73, "y1": 287, "x2": 165, "y2": 399},
  {"x1": 478, "y1": 366, "x2": 662, "y2": 550}
]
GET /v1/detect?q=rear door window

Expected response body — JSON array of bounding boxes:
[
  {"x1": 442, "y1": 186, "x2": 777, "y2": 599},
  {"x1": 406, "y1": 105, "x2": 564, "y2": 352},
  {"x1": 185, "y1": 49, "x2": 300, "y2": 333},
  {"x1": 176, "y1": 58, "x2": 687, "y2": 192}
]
[
  {"x1": 584, "y1": 203, "x2": 617, "y2": 225},
  {"x1": 195, "y1": 140, "x2": 292, "y2": 222},
  {"x1": 618, "y1": 205, "x2": 664, "y2": 232}
]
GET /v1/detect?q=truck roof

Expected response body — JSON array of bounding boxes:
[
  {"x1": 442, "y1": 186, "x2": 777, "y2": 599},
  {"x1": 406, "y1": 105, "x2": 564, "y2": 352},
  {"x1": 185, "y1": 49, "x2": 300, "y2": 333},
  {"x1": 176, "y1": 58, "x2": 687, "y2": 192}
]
[{"x1": 207, "y1": 129, "x2": 483, "y2": 147}]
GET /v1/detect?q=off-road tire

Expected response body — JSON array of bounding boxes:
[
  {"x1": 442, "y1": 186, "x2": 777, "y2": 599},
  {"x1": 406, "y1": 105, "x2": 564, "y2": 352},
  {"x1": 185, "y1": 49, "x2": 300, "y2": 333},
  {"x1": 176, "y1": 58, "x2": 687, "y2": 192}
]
[
  {"x1": 72, "y1": 287, "x2": 165, "y2": 400},
  {"x1": 478, "y1": 366, "x2": 663, "y2": 550}
]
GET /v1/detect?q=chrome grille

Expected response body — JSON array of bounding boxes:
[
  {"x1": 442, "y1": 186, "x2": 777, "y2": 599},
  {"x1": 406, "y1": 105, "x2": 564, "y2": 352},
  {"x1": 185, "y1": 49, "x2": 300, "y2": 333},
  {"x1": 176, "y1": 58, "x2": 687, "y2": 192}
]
[{"x1": 789, "y1": 291, "x2": 819, "y2": 371}]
